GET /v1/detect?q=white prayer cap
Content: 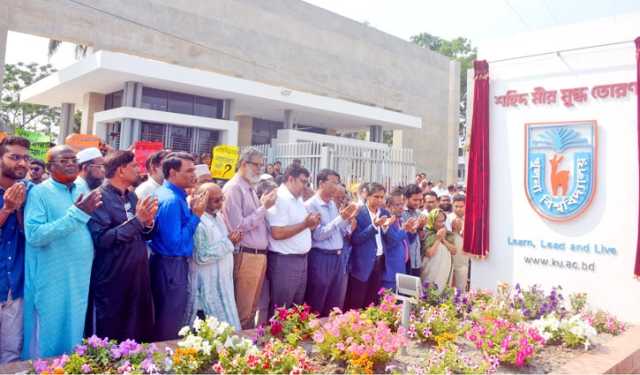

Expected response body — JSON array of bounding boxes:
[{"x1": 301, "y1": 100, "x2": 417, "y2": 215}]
[
  {"x1": 194, "y1": 164, "x2": 211, "y2": 178},
  {"x1": 259, "y1": 173, "x2": 274, "y2": 181},
  {"x1": 76, "y1": 147, "x2": 102, "y2": 165}
]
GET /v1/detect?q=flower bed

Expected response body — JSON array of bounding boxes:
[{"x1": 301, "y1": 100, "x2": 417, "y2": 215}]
[{"x1": 29, "y1": 283, "x2": 629, "y2": 374}]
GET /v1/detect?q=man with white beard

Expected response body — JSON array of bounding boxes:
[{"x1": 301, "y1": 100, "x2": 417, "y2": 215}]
[{"x1": 221, "y1": 148, "x2": 277, "y2": 329}]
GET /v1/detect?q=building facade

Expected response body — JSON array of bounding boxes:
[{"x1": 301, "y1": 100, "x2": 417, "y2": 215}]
[{"x1": 2, "y1": 0, "x2": 460, "y2": 180}]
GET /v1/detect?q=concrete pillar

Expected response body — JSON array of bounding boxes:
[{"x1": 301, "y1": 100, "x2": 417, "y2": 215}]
[
  {"x1": 446, "y1": 60, "x2": 461, "y2": 184},
  {"x1": 80, "y1": 92, "x2": 105, "y2": 134},
  {"x1": 119, "y1": 81, "x2": 143, "y2": 149},
  {"x1": 223, "y1": 99, "x2": 235, "y2": 120},
  {"x1": 369, "y1": 125, "x2": 383, "y2": 143},
  {"x1": 284, "y1": 110, "x2": 294, "y2": 129},
  {"x1": 236, "y1": 115, "x2": 254, "y2": 146},
  {"x1": 57, "y1": 103, "x2": 75, "y2": 145}
]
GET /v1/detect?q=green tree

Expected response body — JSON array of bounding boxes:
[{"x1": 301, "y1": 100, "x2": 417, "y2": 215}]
[
  {"x1": 411, "y1": 33, "x2": 476, "y2": 122},
  {"x1": 0, "y1": 62, "x2": 60, "y2": 138},
  {"x1": 411, "y1": 33, "x2": 476, "y2": 95}
]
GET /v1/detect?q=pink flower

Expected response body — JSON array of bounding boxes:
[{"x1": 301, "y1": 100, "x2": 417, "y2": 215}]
[
  {"x1": 81, "y1": 364, "x2": 92, "y2": 374},
  {"x1": 312, "y1": 331, "x2": 325, "y2": 343},
  {"x1": 270, "y1": 321, "x2": 283, "y2": 336},
  {"x1": 212, "y1": 362, "x2": 224, "y2": 373},
  {"x1": 33, "y1": 359, "x2": 49, "y2": 374},
  {"x1": 515, "y1": 351, "x2": 526, "y2": 367}
]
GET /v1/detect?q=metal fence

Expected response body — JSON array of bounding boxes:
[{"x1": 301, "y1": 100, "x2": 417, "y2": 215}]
[{"x1": 243, "y1": 142, "x2": 415, "y2": 190}]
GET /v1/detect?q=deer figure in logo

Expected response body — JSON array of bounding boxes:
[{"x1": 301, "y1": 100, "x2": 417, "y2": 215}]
[{"x1": 549, "y1": 154, "x2": 569, "y2": 196}]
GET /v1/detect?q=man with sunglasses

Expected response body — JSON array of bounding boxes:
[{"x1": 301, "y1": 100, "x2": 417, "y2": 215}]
[
  {"x1": 23, "y1": 145, "x2": 102, "y2": 359},
  {"x1": 0, "y1": 136, "x2": 32, "y2": 363},
  {"x1": 76, "y1": 147, "x2": 105, "y2": 191}
]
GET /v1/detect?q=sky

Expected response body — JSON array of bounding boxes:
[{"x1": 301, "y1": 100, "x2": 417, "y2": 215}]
[{"x1": 5, "y1": 0, "x2": 640, "y2": 69}]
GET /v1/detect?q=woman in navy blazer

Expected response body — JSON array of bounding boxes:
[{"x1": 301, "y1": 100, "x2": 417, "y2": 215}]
[{"x1": 345, "y1": 183, "x2": 391, "y2": 310}]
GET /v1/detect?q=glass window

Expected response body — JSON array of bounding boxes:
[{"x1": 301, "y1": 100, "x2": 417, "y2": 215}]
[
  {"x1": 196, "y1": 128, "x2": 219, "y2": 155},
  {"x1": 294, "y1": 124, "x2": 327, "y2": 135},
  {"x1": 106, "y1": 122, "x2": 121, "y2": 149},
  {"x1": 169, "y1": 126, "x2": 194, "y2": 152},
  {"x1": 112, "y1": 91, "x2": 123, "y2": 108},
  {"x1": 141, "y1": 88, "x2": 168, "y2": 111},
  {"x1": 104, "y1": 90, "x2": 123, "y2": 110},
  {"x1": 105, "y1": 94, "x2": 113, "y2": 110},
  {"x1": 194, "y1": 96, "x2": 223, "y2": 118},
  {"x1": 252, "y1": 118, "x2": 283, "y2": 145},
  {"x1": 140, "y1": 122, "x2": 166, "y2": 144},
  {"x1": 168, "y1": 92, "x2": 194, "y2": 115}
]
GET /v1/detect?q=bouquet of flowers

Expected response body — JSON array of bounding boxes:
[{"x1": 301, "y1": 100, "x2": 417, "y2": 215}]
[
  {"x1": 469, "y1": 283, "x2": 524, "y2": 323},
  {"x1": 581, "y1": 310, "x2": 626, "y2": 336},
  {"x1": 403, "y1": 344, "x2": 498, "y2": 375},
  {"x1": 172, "y1": 316, "x2": 253, "y2": 374},
  {"x1": 466, "y1": 317, "x2": 545, "y2": 367},
  {"x1": 360, "y1": 289, "x2": 401, "y2": 330},
  {"x1": 312, "y1": 309, "x2": 408, "y2": 374},
  {"x1": 512, "y1": 284, "x2": 565, "y2": 320},
  {"x1": 418, "y1": 282, "x2": 456, "y2": 307},
  {"x1": 257, "y1": 304, "x2": 317, "y2": 346},
  {"x1": 531, "y1": 314, "x2": 597, "y2": 350},
  {"x1": 31, "y1": 336, "x2": 165, "y2": 374},
  {"x1": 213, "y1": 338, "x2": 315, "y2": 374},
  {"x1": 408, "y1": 304, "x2": 464, "y2": 347}
]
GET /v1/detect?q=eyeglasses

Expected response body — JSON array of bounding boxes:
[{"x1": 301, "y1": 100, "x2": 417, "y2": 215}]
[
  {"x1": 6, "y1": 154, "x2": 32, "y2": 162},
  {"x1": 246, "y1": 161, "x2": 264, "y2": 168},
  {"x1": 51, "y1": 157, "x2": 78, "y2": 165}
]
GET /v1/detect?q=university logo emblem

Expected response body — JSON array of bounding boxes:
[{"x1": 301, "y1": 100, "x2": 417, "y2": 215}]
[{"x1": 525, "y1": 121, "x2": 597, "y2": 221}]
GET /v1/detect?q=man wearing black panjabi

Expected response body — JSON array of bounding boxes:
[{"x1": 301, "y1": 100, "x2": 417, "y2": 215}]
[{"x1": 86, "y1": 150, "x2": 158, "y2": 342}]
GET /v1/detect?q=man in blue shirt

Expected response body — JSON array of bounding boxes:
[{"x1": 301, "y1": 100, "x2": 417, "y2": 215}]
[
  {"x1": 304, "y1": 169, "x2": 357, "y2": 316},
  {"x1": 149, "y1": 152, "x2": 207, "y2": 341},
  {"x1": 0, "y1": 136, "x2": 32, "y2": 363}
]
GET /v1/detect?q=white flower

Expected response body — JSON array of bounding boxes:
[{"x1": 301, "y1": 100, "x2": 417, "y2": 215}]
[
  {"x1": 193, "y1": 317, "x2": 204, "y2": 332},
  {"x1": 530, "y1": 315, "x2": 561, "y2": 341},
  {"x1": 178, "y1": 326, "x2": 190, "y2": 337},
  {"x1": 201, "y1": 340, "x2": 212, "y2": 355},
  {"x1": 178, "y1": 334, "x2": 204, "y2": 351},
  {"x1": 206, "y1": 316, "x2": 220, "y2": 331},
  {"x1": 216, "y1": 321, "x2": 231, "y2": 336}
]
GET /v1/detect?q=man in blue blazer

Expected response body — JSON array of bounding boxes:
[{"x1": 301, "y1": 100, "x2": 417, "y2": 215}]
[
  {"x1": 344, "y1": 183, "x2": 391, "y2": 310},
  {"x1": 382, "y1": 188, "x2": 418, "y2": 291}
]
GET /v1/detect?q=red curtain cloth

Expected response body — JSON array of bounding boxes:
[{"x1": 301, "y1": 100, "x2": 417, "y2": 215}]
[
  {"x1": 463, "y1": 60, "x2": 490, "y2": 258},
  {"x1": 635, "y1": 37, "x2": 640, "y2": 278}
]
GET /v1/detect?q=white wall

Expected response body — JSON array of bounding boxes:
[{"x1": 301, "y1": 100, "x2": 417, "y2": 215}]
[{"x1": 471, "y1": 22, "x2": 640, "y2": 323}]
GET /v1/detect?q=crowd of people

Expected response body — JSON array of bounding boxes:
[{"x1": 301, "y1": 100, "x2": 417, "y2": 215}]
[{"x1": 0, "y1": 137, "x2": 468, "y2": 363}]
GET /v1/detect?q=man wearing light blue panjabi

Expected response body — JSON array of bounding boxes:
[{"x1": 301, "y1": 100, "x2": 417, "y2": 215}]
[{"x1": 22, "y1": 145, "x2": 102, "y2": 359}]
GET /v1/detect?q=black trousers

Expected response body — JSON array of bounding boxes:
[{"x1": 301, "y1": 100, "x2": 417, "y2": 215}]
[
  {"x1": 344, "y1": 255, "x2": 384, "y2": 311},
  {"x1": 149, "y1": 253, "x2": 190, "y2": 341}
]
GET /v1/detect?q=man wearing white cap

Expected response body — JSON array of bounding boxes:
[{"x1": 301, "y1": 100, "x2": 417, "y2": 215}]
[
  {"x1": 194, "y1": 164, "x2": 213, "y2": 186},
  {"x1": 75, "y1": 147, "x2": 105, "y2": 191}
]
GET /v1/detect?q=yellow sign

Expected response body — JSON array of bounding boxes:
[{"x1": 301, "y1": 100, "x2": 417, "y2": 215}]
[{"x1": 210, "y1": 144, "x2": 239, "y2": 180}]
